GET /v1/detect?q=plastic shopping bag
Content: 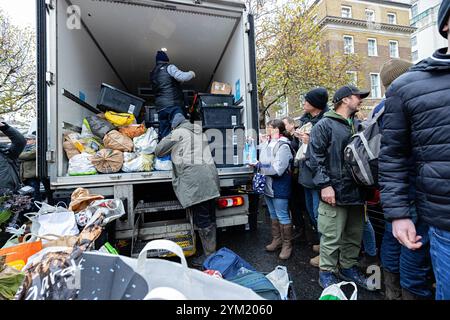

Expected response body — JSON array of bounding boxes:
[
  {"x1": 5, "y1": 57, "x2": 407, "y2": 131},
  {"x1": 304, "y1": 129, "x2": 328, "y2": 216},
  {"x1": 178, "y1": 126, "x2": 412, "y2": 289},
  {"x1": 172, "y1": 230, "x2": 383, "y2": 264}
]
[
  {"x1": 0, "y1": 238, "x2": 43, "y2": 271},
  {"x1": 25, "y1": 202, "x2": 80, "y2": 242},
  {"x1": 103, "y1": 130, "x2": 134, "y2": 153},
  {"x1": 133, "y1": 240, "x2": 264, "y2": 300},
  {"x1": 154, "y1": 155, "x2": 172, "y2": 171},
  {"x1": 0, "y1": 257, "x2": 25, "y2": 300},
  {"x1": 319, "y1": 281, "x2": 358, "y2": 300},
  {"x1": 105, "y1": 111, "x2": 136, "y2": 127},
  {"x1": 122, "y1": 154, "x2": 154, "y2": 173},
  {"x1": 68, "y1": 153, "x2": 97, "y2": 176},
  {"x1": 133, "y1": 127, "x2": 158, "y2": 155},
  {"x1": 266, "y1": 266, "x2": 291, "y2": 300}
]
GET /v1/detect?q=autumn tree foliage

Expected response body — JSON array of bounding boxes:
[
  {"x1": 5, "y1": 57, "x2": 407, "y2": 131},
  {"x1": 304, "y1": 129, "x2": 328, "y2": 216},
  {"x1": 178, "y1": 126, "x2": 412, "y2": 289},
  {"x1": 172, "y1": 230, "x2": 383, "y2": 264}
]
[
  {"x1": 247, "y1": 0, "x2": 361, "y2": 127},
  {"x1": 0, "y1": 10, "x2": 36, "y2": 118}
]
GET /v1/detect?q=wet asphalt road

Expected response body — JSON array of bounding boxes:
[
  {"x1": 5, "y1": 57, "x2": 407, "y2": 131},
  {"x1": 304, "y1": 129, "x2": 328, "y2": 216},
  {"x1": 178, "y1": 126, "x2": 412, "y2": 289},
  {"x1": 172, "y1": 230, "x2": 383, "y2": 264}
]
[{"x1": 214, "y1": 205, "x2": 384, "y2": 301}]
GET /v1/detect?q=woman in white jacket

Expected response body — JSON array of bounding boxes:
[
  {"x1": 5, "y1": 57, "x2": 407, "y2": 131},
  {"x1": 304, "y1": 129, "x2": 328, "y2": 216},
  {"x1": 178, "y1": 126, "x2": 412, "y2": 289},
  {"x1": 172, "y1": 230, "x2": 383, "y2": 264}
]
[{"x1": 258, "y1": 119, "x2": 294, "y2": 260}]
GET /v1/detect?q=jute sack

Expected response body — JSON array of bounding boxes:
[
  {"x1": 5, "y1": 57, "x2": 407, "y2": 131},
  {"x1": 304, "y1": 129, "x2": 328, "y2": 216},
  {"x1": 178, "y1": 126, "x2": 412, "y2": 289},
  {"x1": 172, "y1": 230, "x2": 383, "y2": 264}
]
[
  {"x1": 91, "y1": 149, "x2": 124, "y2": 174},
  {"x1": 103, "y1": 130, "x2": 134, "y2": 152}
]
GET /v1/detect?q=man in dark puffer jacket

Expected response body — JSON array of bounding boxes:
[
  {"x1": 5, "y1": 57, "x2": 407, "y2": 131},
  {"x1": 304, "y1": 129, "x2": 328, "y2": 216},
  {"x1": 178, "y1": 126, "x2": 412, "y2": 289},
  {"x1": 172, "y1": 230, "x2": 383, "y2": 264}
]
[{"x1": 379, "y1": 0, "x2": 450, "y2": 300}]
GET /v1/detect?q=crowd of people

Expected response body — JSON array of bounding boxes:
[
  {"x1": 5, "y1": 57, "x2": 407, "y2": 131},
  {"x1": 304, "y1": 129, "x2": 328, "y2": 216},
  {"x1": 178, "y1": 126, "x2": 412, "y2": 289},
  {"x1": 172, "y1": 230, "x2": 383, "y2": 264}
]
[{"x1": 255, "y1": 0, "x2": 450, "y2": 300}]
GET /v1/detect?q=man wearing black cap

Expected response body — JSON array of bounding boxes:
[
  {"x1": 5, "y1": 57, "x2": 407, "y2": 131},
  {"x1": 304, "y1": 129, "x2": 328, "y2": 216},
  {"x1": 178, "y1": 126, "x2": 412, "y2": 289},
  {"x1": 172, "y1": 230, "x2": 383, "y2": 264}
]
[
  {"x1": 309, "y1": 85, "x2": 376, "y2": 290},
  {"x1": 379, "y1": 0, "x2": 450, "y2": 300},
  {"x1": 151, "y1": 50, "x2": 196, "y2": 139}
]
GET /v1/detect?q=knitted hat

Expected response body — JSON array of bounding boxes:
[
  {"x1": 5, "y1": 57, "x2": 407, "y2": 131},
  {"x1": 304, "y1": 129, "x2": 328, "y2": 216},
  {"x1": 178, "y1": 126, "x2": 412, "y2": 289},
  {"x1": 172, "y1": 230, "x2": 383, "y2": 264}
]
[
  {"x1": 171, "y1": 113, "x2": 186, "y2": 129},
  {"x1": 380, "y1": 59, "x2": 413, "y2": 89},
  {"x1": 156, "y1": 51, "x2": 169, "y2": 62},
  {"x1": 305, "y1": 87, "x2": 329, "y2": 110},
  {"x1": 438, "y1": 0, "x2": 450, "y2": 39}
]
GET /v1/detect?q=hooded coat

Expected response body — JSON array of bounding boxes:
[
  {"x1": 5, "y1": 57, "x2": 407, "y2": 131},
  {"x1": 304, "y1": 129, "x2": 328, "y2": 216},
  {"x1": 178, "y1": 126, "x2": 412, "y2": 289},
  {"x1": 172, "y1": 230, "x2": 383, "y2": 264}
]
[
  {"x1": 379, "y1": 48, "x2": 450, "y2": 231},
  {"x1": 0, "y1": 123, "x2": 26, "y2": 192},
  {"x1": 155, "y1": 121, "x2": 220, "y2": 208}
]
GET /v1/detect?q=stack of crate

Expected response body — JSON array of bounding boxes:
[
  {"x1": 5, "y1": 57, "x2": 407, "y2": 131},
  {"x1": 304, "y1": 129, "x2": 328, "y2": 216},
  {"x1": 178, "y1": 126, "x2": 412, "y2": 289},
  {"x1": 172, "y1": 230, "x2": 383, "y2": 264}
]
[{"x1": 198, "y1": 93, "x2": 245, "y2": 168}]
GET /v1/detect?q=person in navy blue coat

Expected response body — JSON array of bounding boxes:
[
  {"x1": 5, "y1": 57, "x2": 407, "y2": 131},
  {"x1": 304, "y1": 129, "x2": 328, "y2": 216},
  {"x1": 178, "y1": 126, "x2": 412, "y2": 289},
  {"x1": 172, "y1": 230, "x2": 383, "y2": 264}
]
[{"x1": 379, "y1": 0, "x2": 450, "y2": 300}]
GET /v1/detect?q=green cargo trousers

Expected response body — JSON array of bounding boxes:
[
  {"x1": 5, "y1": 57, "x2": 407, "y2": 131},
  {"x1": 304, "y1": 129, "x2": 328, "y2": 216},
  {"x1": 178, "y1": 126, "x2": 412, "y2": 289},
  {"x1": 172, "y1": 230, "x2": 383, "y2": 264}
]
[{"x1": 318, "y1": 201, "x2": 365, "y2": 273}]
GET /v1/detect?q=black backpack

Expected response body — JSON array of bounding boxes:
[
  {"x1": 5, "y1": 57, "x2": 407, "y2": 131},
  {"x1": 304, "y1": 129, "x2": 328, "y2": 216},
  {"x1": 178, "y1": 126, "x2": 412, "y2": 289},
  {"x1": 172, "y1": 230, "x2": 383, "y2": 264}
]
[
  {"x1": 273, "y1": 140, "x2": 296, "y2": 176},
  {"x1": 344, "y1": 107, "x2": 384, "y2": 187}
]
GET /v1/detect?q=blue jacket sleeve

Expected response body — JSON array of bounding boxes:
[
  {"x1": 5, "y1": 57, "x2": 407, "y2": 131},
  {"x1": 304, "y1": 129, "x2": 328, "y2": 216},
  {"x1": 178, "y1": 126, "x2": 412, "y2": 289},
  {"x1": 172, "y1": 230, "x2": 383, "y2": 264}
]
[{"x1": 379, "y1": 92, "x2": 412, "y2": 221}]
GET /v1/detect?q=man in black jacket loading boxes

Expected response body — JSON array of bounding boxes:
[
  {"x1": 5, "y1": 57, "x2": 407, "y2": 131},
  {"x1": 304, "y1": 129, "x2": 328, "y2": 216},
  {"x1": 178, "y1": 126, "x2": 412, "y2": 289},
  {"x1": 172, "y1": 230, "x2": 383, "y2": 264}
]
[{"x1": 151, "y1": 51, "x2": 196, "y2": 140}]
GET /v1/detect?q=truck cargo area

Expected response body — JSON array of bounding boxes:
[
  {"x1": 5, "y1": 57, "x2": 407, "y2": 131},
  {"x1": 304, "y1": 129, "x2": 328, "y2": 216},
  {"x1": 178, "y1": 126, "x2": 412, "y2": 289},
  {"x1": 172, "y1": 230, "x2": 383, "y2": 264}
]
[{"x1": 48, "y1": 0, "x2": 254, "y2": 187}]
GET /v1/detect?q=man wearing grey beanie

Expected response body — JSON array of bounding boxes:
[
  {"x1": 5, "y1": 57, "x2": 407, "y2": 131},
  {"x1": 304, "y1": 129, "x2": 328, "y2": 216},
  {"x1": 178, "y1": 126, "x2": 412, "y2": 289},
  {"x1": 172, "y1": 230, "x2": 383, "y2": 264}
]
[{"x1": 379, "y1": 0, "x2": 450, "y2": 300}]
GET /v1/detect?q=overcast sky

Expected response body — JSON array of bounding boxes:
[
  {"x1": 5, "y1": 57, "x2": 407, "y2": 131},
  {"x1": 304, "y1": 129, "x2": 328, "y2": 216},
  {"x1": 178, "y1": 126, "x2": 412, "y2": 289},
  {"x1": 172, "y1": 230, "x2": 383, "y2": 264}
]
[{"x1": 0, "y1": 0, "x2": 36, "y2": 28}]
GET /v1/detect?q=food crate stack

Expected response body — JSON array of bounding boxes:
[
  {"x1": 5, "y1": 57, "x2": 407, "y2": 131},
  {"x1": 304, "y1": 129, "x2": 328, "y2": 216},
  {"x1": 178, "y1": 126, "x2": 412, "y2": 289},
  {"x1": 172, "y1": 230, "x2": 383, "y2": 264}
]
[
  {"x1": 62, "y1": 84, "x2": 172, "y2": 176},
  {"x1": 195, "y1": 82, "x2": 245, "y2": 168}
]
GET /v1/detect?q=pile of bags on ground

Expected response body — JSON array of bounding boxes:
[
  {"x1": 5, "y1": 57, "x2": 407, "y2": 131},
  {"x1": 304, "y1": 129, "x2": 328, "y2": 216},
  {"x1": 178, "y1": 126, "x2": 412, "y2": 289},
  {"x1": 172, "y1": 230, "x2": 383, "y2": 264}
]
[
  {"x1": 0, "y1": 188, "x2": 125, "y2": 300},
  {"x1": 63, "y1": 112, "x2": 172, "y2": 176},
  {"x1": 200, "y1": 247, "x2": 295, "y2": 300}
]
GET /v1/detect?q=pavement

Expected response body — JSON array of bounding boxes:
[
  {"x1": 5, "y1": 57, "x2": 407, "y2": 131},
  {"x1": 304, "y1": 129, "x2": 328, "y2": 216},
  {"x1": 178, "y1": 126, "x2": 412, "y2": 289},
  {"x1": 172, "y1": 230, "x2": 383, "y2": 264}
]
[{"x1": 216, "y1": 204, "x2": 384, "y2": 300}]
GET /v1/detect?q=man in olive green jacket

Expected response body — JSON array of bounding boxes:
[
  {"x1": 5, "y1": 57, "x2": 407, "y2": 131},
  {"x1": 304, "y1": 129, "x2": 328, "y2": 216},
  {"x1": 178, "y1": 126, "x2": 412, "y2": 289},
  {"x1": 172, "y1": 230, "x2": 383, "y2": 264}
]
[{"x1": 155, "y1": 114, "x2": 220, "y2": 266}]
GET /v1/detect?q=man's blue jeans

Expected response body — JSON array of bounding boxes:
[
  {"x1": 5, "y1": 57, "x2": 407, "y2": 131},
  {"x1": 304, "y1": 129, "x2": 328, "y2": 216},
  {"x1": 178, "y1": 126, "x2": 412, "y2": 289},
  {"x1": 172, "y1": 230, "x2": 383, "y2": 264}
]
[
  {"x1": 381, "y1": 217, "x2": 432, "y2": 298},
  {"x1": 362, "y1": 218, "x2": 377, "y2": 257},
  {"x1": 304, "y1": 188, "x2": 320, "y2": 229},
  {"x1": 429, "y1": 226, "x2": 450, "y2": 300},
  {"x1": 265, "y1": 196, "x2": 291, "y2": 225},
  {"x1": 158, "y1": 106, "x2": 184, "y2": 140}
]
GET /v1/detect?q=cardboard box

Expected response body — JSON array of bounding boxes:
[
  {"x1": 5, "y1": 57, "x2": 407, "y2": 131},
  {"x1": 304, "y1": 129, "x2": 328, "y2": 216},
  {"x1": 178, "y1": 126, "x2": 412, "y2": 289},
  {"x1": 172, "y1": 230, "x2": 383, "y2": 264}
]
[{"x1": 211, "y1": 81, "x2": 232, "y2": 95}]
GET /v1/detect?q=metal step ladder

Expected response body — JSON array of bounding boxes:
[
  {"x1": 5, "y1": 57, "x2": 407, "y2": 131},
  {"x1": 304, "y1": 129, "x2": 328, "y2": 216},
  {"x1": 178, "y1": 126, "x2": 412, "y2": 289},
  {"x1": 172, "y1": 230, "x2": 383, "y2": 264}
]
[{"x1": 131, "y1": 200, "x2": 196, "y2": 258}]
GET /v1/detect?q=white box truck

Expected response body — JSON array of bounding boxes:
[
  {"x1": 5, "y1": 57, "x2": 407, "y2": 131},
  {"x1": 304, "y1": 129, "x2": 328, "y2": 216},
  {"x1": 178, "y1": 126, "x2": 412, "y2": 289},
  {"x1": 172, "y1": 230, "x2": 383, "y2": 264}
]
[{"x1": 36, "y1": 0, "x2": 260, "y2": 256}]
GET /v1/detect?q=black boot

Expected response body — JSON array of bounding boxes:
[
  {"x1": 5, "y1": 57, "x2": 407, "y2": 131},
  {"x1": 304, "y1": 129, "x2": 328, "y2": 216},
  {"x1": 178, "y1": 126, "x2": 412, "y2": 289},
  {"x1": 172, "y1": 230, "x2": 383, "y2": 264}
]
[{"x1": 191, "y1": 224, "x2": 217, "y2": 268}]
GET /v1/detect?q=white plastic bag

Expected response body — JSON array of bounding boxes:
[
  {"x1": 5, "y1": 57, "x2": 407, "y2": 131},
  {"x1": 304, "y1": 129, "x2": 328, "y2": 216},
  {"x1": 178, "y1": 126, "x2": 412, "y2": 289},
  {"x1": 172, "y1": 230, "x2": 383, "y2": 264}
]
[
  {"x1": 122, "y1": 154, "x2": 154, "y2": 172},
  {"x1": 295, "y1": 122, "x2": 313, "y2": 162},
  {"x1": 134, "y1": 240, "x2": 264, "y2": 300},
  {"x1": 25, "y1": 202, "x2": 80, "y2": 243},
  {"x1": 68, "y1": 153, "x2": 97, "y2": 176},
  {"x1": 134, "y1": 127, "x2": 158, "y2": 154},
  {"x1": 266, "y1": 266, "x2": 291, "y2": 300},
  {"x1": 154, "y1": 156, "x2": 172, "y2": 171},
  {"x1": 319, "y1": 281, "x2": 358, "y2": 300}
]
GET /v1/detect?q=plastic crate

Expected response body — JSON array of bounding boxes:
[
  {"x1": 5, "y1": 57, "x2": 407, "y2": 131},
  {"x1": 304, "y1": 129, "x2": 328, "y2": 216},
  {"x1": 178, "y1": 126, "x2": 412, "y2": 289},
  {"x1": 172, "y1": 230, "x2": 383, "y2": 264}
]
[
  {"x1": 210, "y1": 145, "x2": 244, "y2": 168},
  {"x1": 145, "y1": 106, "x2": 159, "y2": 127},
  {"x1": 97, "y1": 83, "x2": 145, "y2": 118},
  {"x1": 198, "y1": 93, "x2": 234, "y2": 107},
  {"x1": 205, "y1": 126, "x2": 245, "y2": 149},
  {"x1": 201, "y1": 106, "x2": 243, "y2": 129}
]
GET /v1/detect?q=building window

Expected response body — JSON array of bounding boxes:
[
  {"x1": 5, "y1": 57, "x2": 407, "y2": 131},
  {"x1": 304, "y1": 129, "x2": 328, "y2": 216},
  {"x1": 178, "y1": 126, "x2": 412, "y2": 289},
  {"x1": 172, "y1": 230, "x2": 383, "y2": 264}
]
[
  {"x1": 387, "y1": 13, "x2": 397, "y2": 24},
  {"x1": 389, "y1": 40, "x2": 399, "y2": 58},
  {"x1": 365, "y1": 9, "x2": 375, "y2": 22},
  {"x1": 341, "y1": 6, "x2": 352, "y2": 18},
  {"x1": 370, "y1": 73, "x2": 381, "y2": 99},
  {"x1": 412, "y1": 50, "x2": 419, "y2": 61},
  {"x1": 411, "y1": 35, "x2": 417, "y2": 47},
  {"x1": 368, "y1": 38, "x2": 378, "y2": 56},
  {"x1": 411, "y1": 3, "x2": 419, "y2": 18},
  {"x1": 343, "y1": 35, "x2": 354, "y2": 54},
  {"x1": 276, "y1": 100, "x2": 289, "y2": 118},
  {"x1": 346, "y1": 71, "x2": 358, "y2": 86}
]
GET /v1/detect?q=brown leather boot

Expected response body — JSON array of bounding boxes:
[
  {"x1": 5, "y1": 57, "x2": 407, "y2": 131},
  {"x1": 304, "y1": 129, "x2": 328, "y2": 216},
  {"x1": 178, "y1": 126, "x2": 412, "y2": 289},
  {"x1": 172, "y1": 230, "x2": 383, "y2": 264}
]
[
  {"x1": 266, "y1": 220, "x2": 282, "y2": 252},
  {"x1": 279, "y1": 223, "x2": 293, "y2": 260}
]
